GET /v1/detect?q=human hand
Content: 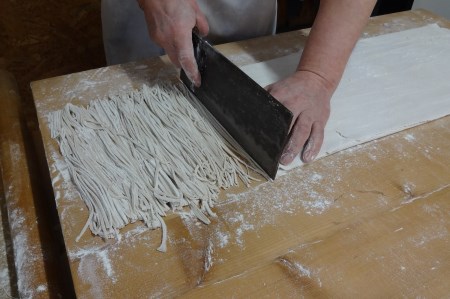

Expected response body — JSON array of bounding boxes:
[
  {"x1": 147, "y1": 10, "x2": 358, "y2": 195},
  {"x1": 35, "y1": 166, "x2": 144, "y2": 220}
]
[
  {"x1": 266, "y1": 71, "x2": 333, "y2": 165},
  {"x1": 138, "y1": 0, "x2": 209, "y2": 86}
]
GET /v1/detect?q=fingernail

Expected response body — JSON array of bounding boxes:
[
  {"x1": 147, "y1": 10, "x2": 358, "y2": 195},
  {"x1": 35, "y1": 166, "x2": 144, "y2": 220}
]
[
  {"x1": 302, "y1": 139, "x2": 314, "y2": 162},
  {"x1": 303, "y1": 150, "x2": 311, "y2": 162},
  {"x1": 305, "y1": 138, "x2": 313, "y2": 152},
  {"x1": 303, "y1": 150, "x2": 317, "y2": 163},
  {"x1": 280, "y1": 152, "x2": 294, "y2": 165},
  {"x1": 193, "y1": 75, "x2": 201, "y2": 87},
  {"x1": 188, "y1": 75, "x2": 200, "y2": 88},
  {"x1": 186, "y1": 70, "x2": 201, "y2": 88}
]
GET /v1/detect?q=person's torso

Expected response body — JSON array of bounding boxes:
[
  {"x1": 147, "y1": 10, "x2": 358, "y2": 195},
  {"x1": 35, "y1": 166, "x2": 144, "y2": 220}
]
[
  {"x1": 101, "y1": 0, "x2": 277, "y2": 64},
  {"x1": 197, "y1": 0, "x2": 277, "y2": 43}
]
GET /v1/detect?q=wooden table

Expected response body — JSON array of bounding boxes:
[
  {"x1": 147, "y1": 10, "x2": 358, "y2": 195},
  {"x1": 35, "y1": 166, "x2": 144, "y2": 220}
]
[{"x1": 28, "y1": 10, "x2": 450, "y2": 297}]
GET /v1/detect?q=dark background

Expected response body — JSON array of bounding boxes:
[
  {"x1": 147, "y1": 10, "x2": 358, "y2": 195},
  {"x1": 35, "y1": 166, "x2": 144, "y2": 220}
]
[{"x1": 277, "y1": 0, "x2": 415, "y2": 32}]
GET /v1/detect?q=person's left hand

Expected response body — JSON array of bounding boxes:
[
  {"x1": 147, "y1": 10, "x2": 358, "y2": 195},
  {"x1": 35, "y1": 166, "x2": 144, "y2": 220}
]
[{"x1": 266, "y1": 70, "x2": 334, "y2": 165}]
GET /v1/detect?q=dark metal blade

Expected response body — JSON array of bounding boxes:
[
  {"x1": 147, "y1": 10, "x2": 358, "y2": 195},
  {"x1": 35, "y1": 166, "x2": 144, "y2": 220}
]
[{"x1": 180, "y1": 32, "x2": 293, "y2": 179}]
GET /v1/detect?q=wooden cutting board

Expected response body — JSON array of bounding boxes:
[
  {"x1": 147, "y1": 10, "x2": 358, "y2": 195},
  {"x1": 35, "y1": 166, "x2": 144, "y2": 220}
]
[{"x1": 29, "y1": 10, "x2": 450, "y2": 298}]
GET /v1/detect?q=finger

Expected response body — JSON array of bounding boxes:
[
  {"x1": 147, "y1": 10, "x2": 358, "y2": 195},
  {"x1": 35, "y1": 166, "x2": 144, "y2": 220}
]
[
  {"x1": 178, "y1": 48, "x2": 201, "y2": 87},
  {"x1": 195, "y1": 10, "x2": 209, "y2": 37},
  {"x1": 166, "y1": 46, "x2": 182, "y2": 68},
  {"x1": 264, "y1": 83, "x2": 274, "y2": 92},
  {"x1": 302, "y1": 122, "x2": 324, "y2": 163},
  {"x1": 175, "y1": 32, "x2": 201, "y2": 86},
  {"x1": 280, "y1": 114, "x2": 313, "y2": 165}
]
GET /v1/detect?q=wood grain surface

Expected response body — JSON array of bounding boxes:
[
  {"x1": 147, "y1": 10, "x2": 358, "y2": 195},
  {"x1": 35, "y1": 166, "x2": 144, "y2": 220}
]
[
  {"x1": 30, "y1": 10, "x2": 450, "y2": 298},
  {"x1": 0, "y1": 70, "x2": 75, "y2": 297}
]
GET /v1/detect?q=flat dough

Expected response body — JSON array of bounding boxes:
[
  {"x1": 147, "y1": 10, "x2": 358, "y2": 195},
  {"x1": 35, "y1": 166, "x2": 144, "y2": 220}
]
[{"x1": 241, "y1": 24, "x2": 450, "y2": 174}]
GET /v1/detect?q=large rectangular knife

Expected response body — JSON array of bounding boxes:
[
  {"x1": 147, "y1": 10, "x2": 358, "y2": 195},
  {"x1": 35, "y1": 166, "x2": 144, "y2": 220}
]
[{"x1": 180, "y1": 32, "x2": 293, "y2": 180}]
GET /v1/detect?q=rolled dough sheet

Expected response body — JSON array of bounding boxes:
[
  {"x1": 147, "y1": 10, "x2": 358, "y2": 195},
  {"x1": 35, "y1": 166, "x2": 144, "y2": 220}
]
[{"x1": 241, "y1": 24, "x2": 450, "y2": 173}]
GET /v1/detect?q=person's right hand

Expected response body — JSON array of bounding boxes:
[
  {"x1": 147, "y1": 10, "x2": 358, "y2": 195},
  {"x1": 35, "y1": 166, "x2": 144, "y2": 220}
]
[{"x1": 138, "y1": 0, "x2": 209, "y2": 86}]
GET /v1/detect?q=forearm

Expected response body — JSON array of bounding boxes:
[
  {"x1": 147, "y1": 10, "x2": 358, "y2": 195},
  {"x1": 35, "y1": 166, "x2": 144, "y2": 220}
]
[{"x1": 298, "y1": 0, "x2": 377, "y2": 90}]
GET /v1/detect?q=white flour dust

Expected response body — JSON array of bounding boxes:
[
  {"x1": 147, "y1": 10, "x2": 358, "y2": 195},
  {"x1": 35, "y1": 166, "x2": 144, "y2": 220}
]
[
  {"x1": 67, "y1": 222, "x2": 161, "y2": 295},
  {"x1": 404, "y1": 133, "x2": 416, "y2": 142},
  {"x1": 70, "y1": 245, "x2": 118, "y2": 288},
  {"x1": 7, "y1": 207, "x2": 40, "y2": 299},
  {"x1": 9, "y1": 143, "x2": 21, "y2": 166},
  {"x1": 180, "y1": 157, "x2": 348, "y2": 251}
]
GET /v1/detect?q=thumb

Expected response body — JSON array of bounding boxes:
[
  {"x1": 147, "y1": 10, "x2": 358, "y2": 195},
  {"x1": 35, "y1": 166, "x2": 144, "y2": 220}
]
[
  {"x1": 195, "y1": 11, "x2": 209, "y2": 37},
  {"x1": 302, "y1": 122, "x2": 324, "y2": 163},
  {"x1": 193, "y1": 3, "x2": 209, "y2": 37},
  {"x1": 179, "y1": 49, "x2": 201, "y2": 87}
]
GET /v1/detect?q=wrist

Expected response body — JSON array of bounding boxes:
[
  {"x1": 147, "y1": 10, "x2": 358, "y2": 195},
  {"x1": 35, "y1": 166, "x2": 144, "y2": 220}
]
[{"x1": 293, "y1": 69, "x2": 337, "y2": 96}]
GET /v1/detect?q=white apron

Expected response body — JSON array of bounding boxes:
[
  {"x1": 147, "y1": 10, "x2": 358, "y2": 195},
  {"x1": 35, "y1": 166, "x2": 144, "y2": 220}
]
[{"x1": 101, "y1": 0, "x2": 277, "y2": 65}]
